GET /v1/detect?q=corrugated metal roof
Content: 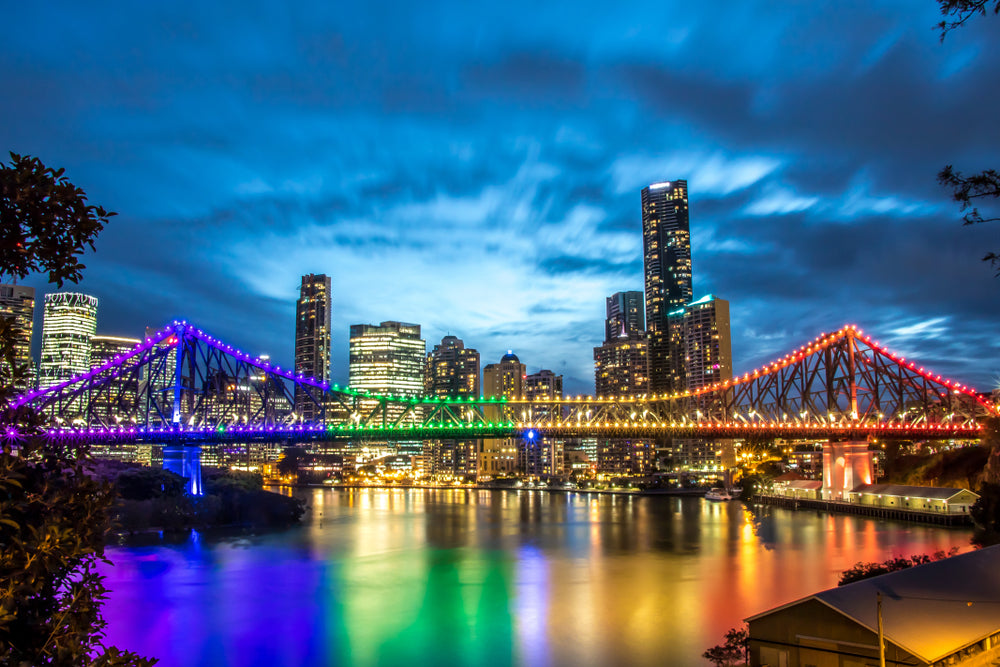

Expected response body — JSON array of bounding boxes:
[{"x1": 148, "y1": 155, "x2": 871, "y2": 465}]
[
  {"x1": 747, "y1": 545, "x2": 1000, "y2": 664},
  {"x1": 784, "y1": 480, "x2": 822, "y2": 490},
  {"x1": 849, "y1": 483, "x2": 979, "y2": 501}
]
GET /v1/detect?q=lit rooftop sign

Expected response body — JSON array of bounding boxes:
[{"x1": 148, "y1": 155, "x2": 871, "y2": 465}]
[{"x1": 649, "y1": 181, "x2": 672, "y2": 190}]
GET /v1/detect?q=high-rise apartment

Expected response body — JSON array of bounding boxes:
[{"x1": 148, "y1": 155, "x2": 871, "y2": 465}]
[
  {"x1": 39, "y1": 292, "x2": 98, "y2": 389},
  {"x1": 668, "y1": 294, "x2": 734, "y2": 470},
  {"x1": 521, "y1": 369, "x2": 565, "y2": 477},
  {"x1": 480, "y1": 351, "x2": 526, "y2": 478},
  {"x1": 349, "y1": 321, "x2": 425, "y2": 396},
  {"x1": 425, "y1": 335, "x2": 480, "y2": 398},
  {"x1": 595, "y1": 290, "x2": 649, "y2": 398},
  {"x1": 677, "y1": 295, "x2": 732, "y2": 391},
  {"x1": 0, "y1": 284, "x2": 35, "y2": 392},
  {"x1": 642, "y1": 180, "x2": 692, "y2": 394},
  {"x1": 294, "y1": 274, "x2": 331, "y2": 420},
  {"x1": 482, "y1": 352, "x2": 525, "y2": 399},
  {"x1": 424, "y1": 335, "x2": 481, "y2": 478}
]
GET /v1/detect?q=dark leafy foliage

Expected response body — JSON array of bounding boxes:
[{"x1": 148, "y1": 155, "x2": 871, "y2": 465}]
[
  {"x1": 0, "y1": 153, "x2": 114, "y2": 288},
  {"x1": 114, "y1": 468, "x2": 187, "y2": 501},
  {"x1": 935, "y1": 4, "x2": 1000, "y2": 273},
  {"x1": 0, "y1": 155, "x2": 152, "y2": 665},
  {"x1": 838, "y1": 549, "x2": 958, "y2": 585},
  {"x1": 937, "y1": 0, "x2": 1000, "y2": 38},
  {"x1": 703, "y1": 626, "x2": 749, "y2": 667}
]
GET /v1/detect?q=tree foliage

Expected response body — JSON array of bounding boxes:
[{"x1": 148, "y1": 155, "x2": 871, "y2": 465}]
[
  {"x1": 703, "y1": 626, "x2": 749, "y2": 667},
  {"x1": 935, "y1": 2, "x2": 1000, "y2": 274},
  {"x1": 937, "y1": 0, "x2": 1000, "y2": 38},
  {"x1": 0, "y1": 152, "x2": 114, "y2": 288},
  {"x1": 0, "y1": 155, "x2": 152, "y2": 665},
  {"x1": 838, "y1": 549, "x2": 958, "y2": 586}
]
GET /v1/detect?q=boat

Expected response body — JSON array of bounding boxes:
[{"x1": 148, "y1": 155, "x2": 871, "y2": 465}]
[{"x1": 705, "y1": 488, "x2": 734, "y2": 501}]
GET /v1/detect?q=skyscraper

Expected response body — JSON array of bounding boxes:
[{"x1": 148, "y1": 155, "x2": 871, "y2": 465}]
[
  {"x1": 642, "y1": 180, "x2": 692, "y2": 394},
  {"x1": 0, "y1": 284, "x2": 35, "y2": 392},
  {"x1": 39, "y1": 292, "x2": 98, "y2": 389},
  {"x1": 294, "y1": 274, "x2": 331, "y2": 420},
  {"x1": 522, "y1": 369, "x2": 565, "y2": 477},
  {"x1": 349, "y1": 321, "x2": 425, "y2": 396}
]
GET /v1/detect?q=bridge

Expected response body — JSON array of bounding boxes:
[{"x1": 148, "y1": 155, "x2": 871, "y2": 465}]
[{"x1": 12, "y1": 320, "x2": 997, "y2": 444}]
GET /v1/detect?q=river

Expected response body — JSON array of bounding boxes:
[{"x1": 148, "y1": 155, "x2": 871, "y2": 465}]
[{"x1": 99, "y1": 488, "x2": 973, "y2": 666}]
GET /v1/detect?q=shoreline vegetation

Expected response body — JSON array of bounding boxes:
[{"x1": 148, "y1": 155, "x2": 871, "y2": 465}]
[{"x1": 98, "y1": 463, "x2": 304, "y2": 536}]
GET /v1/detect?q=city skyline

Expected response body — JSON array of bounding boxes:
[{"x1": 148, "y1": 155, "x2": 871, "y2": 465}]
[{"x1": 2, "y1": 1, "x2": 999, "y2": 396}]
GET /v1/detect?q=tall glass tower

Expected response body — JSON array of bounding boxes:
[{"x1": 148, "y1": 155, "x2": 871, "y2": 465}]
[
  {"x1": 294, "y1": 274, "x2": 331, "y2": 420},
  {"x1": 641, "y1": 180, "x2": 691, "y2": 394},
  {"x1": 39, "y1": 292, "x2": 98, "y2": 389}
]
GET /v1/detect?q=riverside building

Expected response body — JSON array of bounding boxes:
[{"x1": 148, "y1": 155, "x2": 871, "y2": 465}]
[{"x1": 480, "y1": 351, "x2": 525, "y2": 478}]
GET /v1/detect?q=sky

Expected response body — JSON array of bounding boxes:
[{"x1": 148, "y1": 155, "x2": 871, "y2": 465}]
[{"x1": 2, "y1": 1, "x2": 999, "y2": 396}]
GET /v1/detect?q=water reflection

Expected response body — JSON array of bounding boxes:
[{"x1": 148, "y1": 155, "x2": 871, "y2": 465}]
[{"x1": 100, "y1": 489, "x2": 972, "y2": 667}]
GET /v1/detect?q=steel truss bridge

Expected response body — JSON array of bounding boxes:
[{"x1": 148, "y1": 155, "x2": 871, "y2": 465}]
[{"x1": 9, "y1": 321, "x2": 997, "y2": 445}]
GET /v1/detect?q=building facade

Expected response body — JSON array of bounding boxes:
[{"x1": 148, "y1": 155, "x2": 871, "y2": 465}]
[
  {"x1": 424, "y1": 335, "x2": 481, "y2": 478},
  {"x1": 348, "y1": 321, "x2": 425, "y2": 396},
  {"x1": 88, "y1": 334, "x2": 142, "y2": 423},
  {"x1": 605, "y1": 290, "x2": 645, "y2": 341},
  {"x1": 294, "y1": 274, "x2": 331, "y2": 421},
  {"x1": 0, "y1": 284, "x2": 35, "y2": 392},
  {"x1": 480, "y1": 352, "x2": 526, "y2": 478},
  {"x1": 39, "y1": 292, "x2": 98, "y2": 389},
  {"x1": 521, "y1": 369, "x2": 565, "y2": 477},
  {"x1": 675, "y1": 294, "x2": 732, "y2": 391},
  {"x1": 642, "y1": 180, "x2": 692, "y2": 395},
  {"x1": 425, "y1": 335, "x2": 480, "y2": 398}
]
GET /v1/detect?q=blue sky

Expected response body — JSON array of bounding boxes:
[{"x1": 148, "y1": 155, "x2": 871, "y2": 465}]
[{"x1": 3, "y1": 1, "x2": 999, "y2": 395}]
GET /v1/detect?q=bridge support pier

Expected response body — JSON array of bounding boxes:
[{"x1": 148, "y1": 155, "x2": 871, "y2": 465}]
[
  {"x1": 821, "y1": 440, "x2": 872, "y2": 501},
  {"x1": 163, "y1": 443, "x2": 203, "y2": 496}
]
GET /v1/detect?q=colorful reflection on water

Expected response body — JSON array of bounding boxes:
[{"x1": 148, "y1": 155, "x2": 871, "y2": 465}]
[{"x1": 100, "y1": 489, "x2": 972, "y2": 666}]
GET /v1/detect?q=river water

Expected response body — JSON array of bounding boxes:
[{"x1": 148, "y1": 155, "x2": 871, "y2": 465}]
[{"x1": 99, "y1": 488, "x2": 972, "y2": 667}]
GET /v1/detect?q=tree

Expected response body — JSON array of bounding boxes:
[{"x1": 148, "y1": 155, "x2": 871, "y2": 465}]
[
  {"x1": 935, "y1": 1, "x2": 1000, "y2": 274},
  {"x1": 0, "y1": 152, "x2": 114, "y2": 288},
  {"x1": 276, "y1": 446, "x2": 306, "y2": 478},
  {"x1": 0, "y1": 153, "x2": 153, "y2": 665},
  {"x1": 703, "y1": 626, "x2": 749, "y2": 667},
  {"x1": 838, "y1": 549, "x2": 957, "y2": 585}
]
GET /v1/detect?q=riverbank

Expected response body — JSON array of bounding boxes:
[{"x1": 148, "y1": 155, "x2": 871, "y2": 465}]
[
  {"x1": 276, "y1": 481, "x2": 711, "y2": 498},
  {"x1": 754, "y1": 494, "x2": 972, "y2": 526}
]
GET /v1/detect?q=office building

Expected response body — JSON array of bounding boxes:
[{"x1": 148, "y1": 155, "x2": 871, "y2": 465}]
[
  {"x1": 642, "y1": 180, "x2": 692, "y2": 394},
  {"x1": 349, "y1": 321, "x2": 425, "y2": 396},
  {"x1": 424, "y1": 335, "x2": 481, "y2": 478},
  {"x1": 425, "y1": 335, "x2": 480, "y2": 398},
  {"x1": 0, "y1": 284, "x2": 35, "y2": 392},
  {"x1": 605, "y1": 290, "x2": 644, "y2": 341},
  {"x1": 480, "y1": 351, "x2": 526, "y2": 478},
  {"x1": 39, "y1": 292, "x2": 98, "y2": 389},
  {"x1": 294, "y1": 274, "x2": 331, "y2": 420},
  {"x1": 88, "y1": 334, "x2": 142, "y2": 422}
]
